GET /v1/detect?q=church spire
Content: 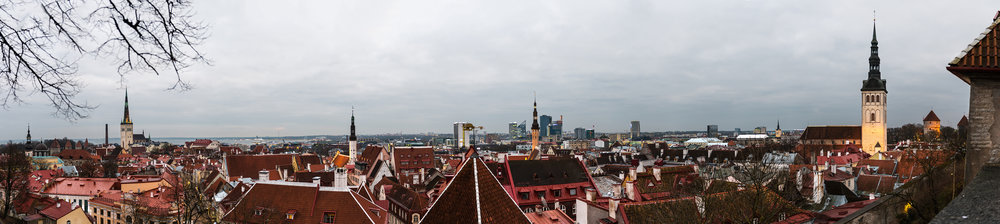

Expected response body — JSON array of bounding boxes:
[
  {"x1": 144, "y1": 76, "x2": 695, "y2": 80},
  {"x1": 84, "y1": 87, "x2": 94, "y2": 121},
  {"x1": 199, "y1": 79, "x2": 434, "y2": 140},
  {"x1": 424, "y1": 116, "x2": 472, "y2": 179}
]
[
  {"x1": 26, "y1": 123, "x2": 31, "y2": 142},
  {"x1": 531, "y1": 94, "x2": 539, "y2": 131},
  {"x1": 862, "y1": 20, "x2": 887, "y2": 91},
  {"x1": 122, "y1": 89, "x2": 133, "y2": 124},
  {"x1": 349, "y1": 107, "x2": 357, "y2": 141}
]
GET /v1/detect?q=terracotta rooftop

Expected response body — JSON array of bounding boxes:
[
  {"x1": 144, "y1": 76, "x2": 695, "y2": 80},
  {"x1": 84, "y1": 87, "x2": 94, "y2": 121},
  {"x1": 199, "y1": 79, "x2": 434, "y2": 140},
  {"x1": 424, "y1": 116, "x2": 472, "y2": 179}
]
[
  {"x1": 43, "y1": 177, "x2": 117, "y2": 196},
  {"x1": 224, "y1": 154, "x2": 298, "y2": 179},
  {"x1": 221, "y1": 182, "x2": 386, "y2": 224},
  {"x1": 924, "y1": 110, "x2": 941, "y2": 122},
  {"x1": 421, "y1": 157, "x2": 530, "y2": 224},
  {"x1": 856, "y1": 174, "x2": 897, "y2": 194},
  {"x1": 505, "y1": 158, "x2": 592, "y2": 187},
  {"x1": 524, "y1": 209, "x2": 574, "y2": 224}
]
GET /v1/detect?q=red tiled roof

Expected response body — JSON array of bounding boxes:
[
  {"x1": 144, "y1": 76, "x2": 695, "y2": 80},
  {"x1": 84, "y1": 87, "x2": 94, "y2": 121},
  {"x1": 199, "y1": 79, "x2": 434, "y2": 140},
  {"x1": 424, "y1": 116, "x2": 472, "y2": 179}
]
[
  {"x1": 43, "y1": 178, "x2": 117, "y2": 196},
  {"x1": 857, "y1": 159, "x2": 897, "y2": 175},
  {"x1": 225, "y1": 154, "x2": 298, "y2": 179},
  {"x1": 221, "y1": 182, "x2": 386, "y2": 224},
  {"x1": 947, "y1": 13, "x2": 1000, "y2": 84},
  {"x1": 814, "y1": 199, "x2": 877, "y2": 224},
  {"x1": 958, "y1": 115, "x2": 970, "y2": 127},
  {"x1": 422, "y1": 157, "x2": 531, "y2": 224},
  {"x1": 856, "y1": 175, "x2": 896, "y2": 194},
  {"x1": 38, "y1": 200, "x2": 75, "y2": 220},
  {"x1": 524, "y1": 209, "x2": 574, "y2": 224},
  {"x1": 359, "y1": 145, "x2": 385, "y2": 164},
  {"x1": 923, "y1": 110, "x2": 941, "y2": 122},
  {"x1": 393, "y1": 147, "x2": 435, "y2": 170},
  {"x1": 56, "y1": 149, "x2": 99, "y2": 161}
]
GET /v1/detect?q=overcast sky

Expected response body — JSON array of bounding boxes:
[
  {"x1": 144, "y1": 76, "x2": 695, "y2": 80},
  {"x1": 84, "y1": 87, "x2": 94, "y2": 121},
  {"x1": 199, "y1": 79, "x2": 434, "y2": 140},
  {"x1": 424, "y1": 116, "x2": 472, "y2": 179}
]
[{"x1": 2, "y1": 0, "x2": 997, "y2": 140}]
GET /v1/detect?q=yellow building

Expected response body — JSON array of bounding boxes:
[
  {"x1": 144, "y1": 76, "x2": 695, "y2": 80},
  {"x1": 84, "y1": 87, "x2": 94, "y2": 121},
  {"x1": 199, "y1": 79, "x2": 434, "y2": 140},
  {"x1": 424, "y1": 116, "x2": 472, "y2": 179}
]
[{"x1": 25, "y1": 200, "x2": 94, "y2": 224}]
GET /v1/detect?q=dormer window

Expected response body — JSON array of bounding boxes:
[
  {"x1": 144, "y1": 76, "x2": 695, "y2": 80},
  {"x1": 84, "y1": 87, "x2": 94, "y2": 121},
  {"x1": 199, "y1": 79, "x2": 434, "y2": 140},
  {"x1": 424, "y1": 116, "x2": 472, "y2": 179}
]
[
  {"x1": 254, "y1": 207, "x2": 264, "y2": 216},
  {"x1": 322, "y1": 212, "x2": 337, "y2": 223},
  {"x1": 286, "y1": 210, "x2": 296, "y2": 220}
]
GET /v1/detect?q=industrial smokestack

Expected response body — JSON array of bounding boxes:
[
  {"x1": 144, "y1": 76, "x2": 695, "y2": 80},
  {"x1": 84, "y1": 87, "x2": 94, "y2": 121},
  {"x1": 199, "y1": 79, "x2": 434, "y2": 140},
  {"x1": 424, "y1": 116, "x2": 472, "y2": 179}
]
[{"x1": 105, "y1": 124, "x2": 109, "y2": 145}]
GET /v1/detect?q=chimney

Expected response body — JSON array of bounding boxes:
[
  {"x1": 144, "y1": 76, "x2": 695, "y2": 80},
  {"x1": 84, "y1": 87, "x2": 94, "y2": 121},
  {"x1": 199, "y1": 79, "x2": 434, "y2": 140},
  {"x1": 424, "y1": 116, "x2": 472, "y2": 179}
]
[
  {"x1": 608, "y1": 199, "x2": 619, "y2": 220},
  {"x1": 625, "y1": 180, "x2": 636, "y2": 201},
  {"x1": 312, "y1": 176, "x2": 322, "y2": 185},
  {"x1": 105, "y1": 124, "x2": 109, "y2": 146},
  {"x1": 535, "y1": 204, "x2": 543, "y2": 215},
  {"x1": 585, "y1": 187, "x2": 597, "y2": 201},
  {"x1": 307, "y1": 163, "x2": 312, "y2": 172},
  {"x1": 334, "y1": 168, "x2": 348, "y2": 187},
  {"x1": 420, "y1": 168, "x2": 426, "y2": 183},
  {"x1": 652, "y1": 166, "x2": 662, "y2": 181},
  {"x1": 259, "y1": 170, "x2": 270, "y2": 182},
  {"x1": 628, "y1": 167, "x2": 637, "y2": 180},
  {"x1": 833, "y1": 165, "x2": 837, "y2": 174}
]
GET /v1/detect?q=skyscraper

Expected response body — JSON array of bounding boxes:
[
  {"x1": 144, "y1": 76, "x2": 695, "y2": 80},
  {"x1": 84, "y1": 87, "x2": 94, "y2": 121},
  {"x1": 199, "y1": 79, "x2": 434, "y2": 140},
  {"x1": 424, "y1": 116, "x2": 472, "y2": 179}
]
[
  {"x1": 861, "y1": 21, "x2": 888, "y2": 155},
  {"x1": 707, "y1": 125, "x2": 719, "y2": 138},
  {"x1": 574, "y1": 127, "x2": 586, "y2": 139},
  {"x1": 539, "y1": 115, "x2": 552, "y2": 137},
  {"x1": 630, "y1": 121, "x2": 640, "y2": 139},
  {"x1": 454, "y1": 122, "x2": 470, "y2": 148}
]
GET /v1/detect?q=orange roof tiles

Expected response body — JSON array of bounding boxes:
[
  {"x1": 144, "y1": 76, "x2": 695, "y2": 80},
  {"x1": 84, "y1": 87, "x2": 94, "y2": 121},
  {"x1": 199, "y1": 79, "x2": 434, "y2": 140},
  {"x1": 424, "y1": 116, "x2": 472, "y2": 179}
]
[{"x1": 43, "y1": 177, "x2": 117, "y2": 196}]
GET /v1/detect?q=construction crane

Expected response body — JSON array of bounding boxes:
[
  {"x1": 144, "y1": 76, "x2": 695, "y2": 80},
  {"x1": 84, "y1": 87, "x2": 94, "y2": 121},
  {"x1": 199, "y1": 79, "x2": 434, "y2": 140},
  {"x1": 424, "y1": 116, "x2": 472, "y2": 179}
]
[{"x1": 461, "y1": 123, "x2": 484, "y2": 148}]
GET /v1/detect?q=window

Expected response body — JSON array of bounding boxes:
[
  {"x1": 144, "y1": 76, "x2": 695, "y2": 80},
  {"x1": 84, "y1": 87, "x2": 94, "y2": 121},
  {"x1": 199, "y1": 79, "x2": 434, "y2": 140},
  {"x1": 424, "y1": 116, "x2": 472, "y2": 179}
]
[
  {"x1": 568, "y1": 188, "x2": 578, "y2": 196},
  {"x1": 322, "y1": 212, "x2": 336, "y2": 223},
  {"x1": 66, "y1": 221, "x2": 71, "y2": 224},
  {"x1": 535, "y1": 191, "x2": 546, "y2": 199},
  {"x1": 254, "y1": 207, "x2": 264, "y2": 216},
  {"x1": 518, "y1": 192, "x2": 530, "y2": 200},
  {"x1": 870, "y1": 113, "x2": 876, "y2": 122},
  {"x1": 551, "y1": 189, "x2": 562, "y2": 197}
]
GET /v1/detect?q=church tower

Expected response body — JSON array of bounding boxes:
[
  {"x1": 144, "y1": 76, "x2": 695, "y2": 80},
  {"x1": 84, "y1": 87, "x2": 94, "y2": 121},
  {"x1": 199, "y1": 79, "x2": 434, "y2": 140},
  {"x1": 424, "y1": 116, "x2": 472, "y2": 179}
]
[
  {"x1": 26, "y1": 123, "x2": 31, "y2": 142},
  {"x1": 120, "y1": 89, "x2": 134, "y2": 152},
  {"x1": 348, "y1": 108, "x2": 358, "y2": 165},
  {"x1": 861, "y1": 22, "x2": 888, "y2": 155},
  {"x1": 529, "y1": 97, "x2": 541, "y2": 160},
  {"x1": 774, "y1": 120, "x2": 782, "y2": 138}
]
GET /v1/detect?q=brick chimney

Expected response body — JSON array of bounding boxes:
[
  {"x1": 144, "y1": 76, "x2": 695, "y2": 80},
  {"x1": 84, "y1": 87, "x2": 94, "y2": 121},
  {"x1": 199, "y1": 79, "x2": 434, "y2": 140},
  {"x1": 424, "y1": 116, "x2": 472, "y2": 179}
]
[
  {"x1": 259, "y1": 170, "x2": 269, "y2": 182},
  {"x1": 312, "y1": 176, "x2": 321, "y2": 185}
]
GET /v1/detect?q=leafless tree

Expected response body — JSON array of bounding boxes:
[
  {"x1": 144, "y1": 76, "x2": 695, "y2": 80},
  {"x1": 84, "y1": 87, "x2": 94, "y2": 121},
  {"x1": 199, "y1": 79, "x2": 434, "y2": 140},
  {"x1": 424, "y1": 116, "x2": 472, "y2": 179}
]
[
  {"x1": 0, "y1": 0, "x2": 208, "y2": 120},
  {"x1": 172, "y1": 171, "x2": 218, "y2": 224},
  {"x1": 891, "y1": 150, "x2": 963, "y2": 224},
  {"x1": 0, "y1": 143, "x2": 31, "y2": 218}
]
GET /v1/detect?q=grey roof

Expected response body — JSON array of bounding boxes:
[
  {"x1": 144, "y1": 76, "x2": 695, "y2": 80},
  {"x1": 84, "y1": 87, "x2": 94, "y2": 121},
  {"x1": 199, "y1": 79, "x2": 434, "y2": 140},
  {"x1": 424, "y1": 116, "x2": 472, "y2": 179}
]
[{"x1": 931, "y1": 164, "x2": 1000, "y2": 223}]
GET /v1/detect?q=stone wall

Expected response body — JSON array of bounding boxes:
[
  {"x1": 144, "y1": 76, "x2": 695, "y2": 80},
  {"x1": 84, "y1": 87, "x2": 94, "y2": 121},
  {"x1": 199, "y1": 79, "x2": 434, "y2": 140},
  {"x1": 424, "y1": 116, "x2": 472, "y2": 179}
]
[{"x1": 967, "y1": 79, "x2": 1000, "y2": 183}]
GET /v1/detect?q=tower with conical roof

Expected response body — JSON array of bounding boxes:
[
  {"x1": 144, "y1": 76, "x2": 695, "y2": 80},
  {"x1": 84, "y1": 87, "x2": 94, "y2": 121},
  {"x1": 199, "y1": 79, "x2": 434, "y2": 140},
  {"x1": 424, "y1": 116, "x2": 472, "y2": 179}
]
[
  {"x1": 120, "y1": 89, "x2": 134, "y2": 152},
  {"x1": 348, "y1": 107, "x2": 358, "y2": 165},
  {"x1": 26, "y1": 123, "x2": 31, "y2": 142},
  {"x1": 861, "y1": 21, "x2": 888, "y2": 155},
  {"x1": 529, "y1": 96, "x2": 541, "y2": 160}
]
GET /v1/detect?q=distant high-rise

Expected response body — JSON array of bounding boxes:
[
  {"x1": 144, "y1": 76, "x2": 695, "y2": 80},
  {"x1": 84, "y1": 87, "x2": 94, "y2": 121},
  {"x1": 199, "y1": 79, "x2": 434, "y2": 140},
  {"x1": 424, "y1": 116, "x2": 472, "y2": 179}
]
[
  {"x1": 539, "y1": 115, "x2": 552, "y2": 137},
  {"x1": 509, "y1": 122, "x2": 519, "y2": 137},
  {"x1": 586, "y1": 129, "x2": 595, "y2": 139},
  {"x1": 707, "y1": 125, "x2": 719, "y2": 137},
  {"x1": 734, "y1": 128, "x2": 742, "y2": 137},
  {"x1": 861, "y1": 21, "x2": 888, "y2": 155},
  {"x1": 630, "y1": 121, "x2": 640, "y2": 139},
  {"x1": 574, "y1": 127, "x2": 586, "y2": 139},
  {"x1": 454, "y1": 122, "x2": 470, "y2": 148},
  {"x1": 120, "y1": 89, "x2": 134, "y2": 152}
]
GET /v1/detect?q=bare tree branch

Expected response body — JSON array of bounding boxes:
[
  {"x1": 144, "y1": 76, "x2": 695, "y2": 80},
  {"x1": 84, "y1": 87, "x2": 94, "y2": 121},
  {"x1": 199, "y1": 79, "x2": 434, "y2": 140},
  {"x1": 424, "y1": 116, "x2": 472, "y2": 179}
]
[{"x1": 0, "y1": 0, "x2": 208, "y2": 120}]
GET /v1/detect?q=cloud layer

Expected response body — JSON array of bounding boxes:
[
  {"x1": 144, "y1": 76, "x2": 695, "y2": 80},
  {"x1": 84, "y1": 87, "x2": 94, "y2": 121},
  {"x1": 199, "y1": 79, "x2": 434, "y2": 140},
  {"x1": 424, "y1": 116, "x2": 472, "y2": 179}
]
[{"x1": 2, "y1": 0, "x2": 994, "y2": 139}]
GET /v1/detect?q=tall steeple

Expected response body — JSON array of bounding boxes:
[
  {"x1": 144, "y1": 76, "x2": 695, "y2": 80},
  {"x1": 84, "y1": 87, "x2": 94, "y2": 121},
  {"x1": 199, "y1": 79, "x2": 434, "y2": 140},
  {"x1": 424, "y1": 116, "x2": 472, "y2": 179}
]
[
  {"x1": 860, "y1": 17, "x2": 888, "y2": 155},
  {"x1": 529, "y1": 94, "x2": 541, "y2": 160},
  {"x1": 26, "y1": 123, "x2": 31, "y2": 142},
  {"x1": 862, "y1": 21, "x2": 887, "y2": 91},
  {"x1": 348, "y1": 107, "x2": 358, "y2": 165},
  {"x1": 349, "y1": 107, "x2": 357, "y2": 141},
  {"x1": 122, "y1": 89, "x2": 132, "y2": 125}
]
